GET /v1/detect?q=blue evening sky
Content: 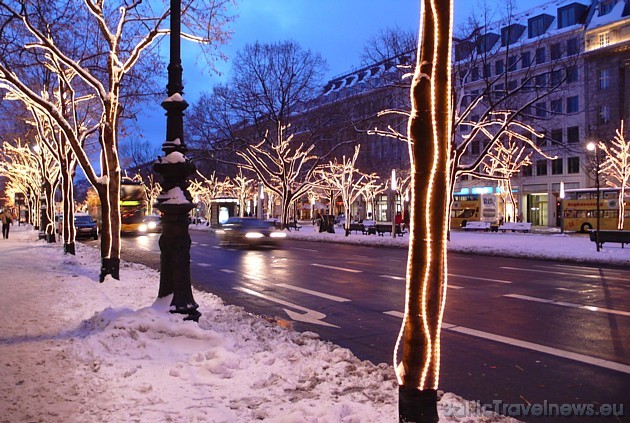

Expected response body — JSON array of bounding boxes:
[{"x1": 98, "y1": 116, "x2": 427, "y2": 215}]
[{"x1": 134, "y1": 0, "x2": 488, "y2": 153}]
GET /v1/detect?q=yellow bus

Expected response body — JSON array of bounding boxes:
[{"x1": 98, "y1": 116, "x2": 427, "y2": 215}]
[
  {"x1": 450, "y1": 193, "x2": 502, "y2": 228},
  {"x1": 562, "y1": 188, "x2": 630, "y2": 232}
]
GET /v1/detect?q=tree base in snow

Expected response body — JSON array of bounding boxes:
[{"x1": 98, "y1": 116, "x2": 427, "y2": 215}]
[
  {"x1": 64, "y1": 242, "x2": 75, "y2": 255},
  {"x1": 399, "y1": 387, "x2": 438, "y2": 423},
  {"x1": 99, "y1": 257, "x2": 120, "y2": 282}
]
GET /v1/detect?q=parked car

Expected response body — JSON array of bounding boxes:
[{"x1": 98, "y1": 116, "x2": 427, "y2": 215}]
[
  {"x1": 139, "y1": 215, "x2": 162, "y2": 234},
  {"x1": 216, "y1": 217, "x2": 286, "y2": 248},
  {"x1": 74, "y1": 213, "x2": 99, "y2": 240}
]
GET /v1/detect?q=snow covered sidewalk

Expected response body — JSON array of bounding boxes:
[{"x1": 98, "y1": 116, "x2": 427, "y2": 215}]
[{"x1": 0, "y1": 225, "x2": 517, "y2": 422}]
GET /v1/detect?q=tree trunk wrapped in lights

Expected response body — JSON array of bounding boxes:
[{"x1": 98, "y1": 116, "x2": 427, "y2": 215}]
[
  {"x1": 395, "y1": 0, "x2": 452, "y2": 421},
  {"x1": 598, "y1": 121, "x2": 630, "y2": 230}
]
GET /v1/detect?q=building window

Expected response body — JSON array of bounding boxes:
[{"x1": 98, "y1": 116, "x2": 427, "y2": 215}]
[
  {"x1": 535, "y1": 102, "x2": 547, "y2": 118},
  {"x1": 551, "y1": 69, "x2": 562, "y2": 85},
  {"x1": 558, "y1": 5, "x2": 579, "y2": 29},
  {"x1": 521, "y1": 51, "x2": 531, "y2": 68},
  {"x1": 599, "y1": 32, "x2": 610, "y2": 47},
  {"x1": 528, "y1": 14, "x2": 551, "y2": 38},
  {"x1": 522, "y1": 165, "x2": 533, "y2": 177},
  {"x1": 552, "y1": 158, "x2": 563, "y2": 175},
  {"x1": 483, "y1": 63, "x2": 491, "y2": 78},
  {"x1": 600, "y1": 0, "x2": 615, "y2": 16},
  {"x1": 567, "y1": 65, "x2": 578, "y2": 83},
  {"x1": 495, "y1": 59, "x2": 504, "y2": 75},
  {"x1": 550, "y1": 99, "x2": 563, "y2": 115},
  {"x1": 471, "y1": 66, "x2": 479, "y2": 81},
  {"x1": 568, "y1": 156, "x2": 580, "y2": 173},
  {"x1": 508, "y1": 55, "x2": 518, "y2": 71},
  {"x1": 599, "y1": 68, "x2": 611, "y2": 89},
  {"x1": 508, "y1": 79, "x2": 517, "y2": 91},
  {"x1": 567, "y1": 126, "x2": 580, "y2": 143},
  {"x1": 551, "y1": 43, "x2": 562, "y2": 60},
  {"x1": 551, "y1": 128, "x2": 563, "y2": 144},
  {"x1": 566, "y1": 96, "x2": 579, "y2": 113},
  {"x1": 535, "y1": 73, "x2": 547, "y2": 87},
  {"x1": 599, "y1": 105, "x2": 611, "y2": 124},
  {"x1": 536, "y1": 47, "x2": 546, "y2": 64},
  {"x1": 536, "y1": 159, "x2": 548, "y2": 176},
  {"x1": 567, "y1": 38, "x2": 579, "y2": 55}
]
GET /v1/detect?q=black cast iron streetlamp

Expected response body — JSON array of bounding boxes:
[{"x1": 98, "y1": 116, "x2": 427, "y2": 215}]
[
  {"x1": 153, "y1": 0, "x2": 200, "y2": 321},
  {"x1": 587, "y1": 142, "x2": 601, "y2": 252}
]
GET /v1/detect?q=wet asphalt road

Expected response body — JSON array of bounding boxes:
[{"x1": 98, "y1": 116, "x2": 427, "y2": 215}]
[{"x1": 113, "y1": 230, "x2": 630, "y2": 422}]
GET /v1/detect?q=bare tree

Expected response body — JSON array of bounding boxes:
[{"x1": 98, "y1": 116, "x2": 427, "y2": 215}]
[
  {"x1": 599, "y1": 121, "x2": 630, "y2": 230},
  {"x1": 395, "y1": 0, "x2": 452, "y2": 420},
  {"x1": 314, "y1": 145, "x2": 381, "y2": 235},
  {"x1": 237, "y1": 124, "x2": 319, "y2": 228},
  {"x1": 360, "y1": 25, "x2": 417, "y2": 66}
]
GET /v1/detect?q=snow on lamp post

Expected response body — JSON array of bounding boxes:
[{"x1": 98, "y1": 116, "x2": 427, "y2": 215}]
[
  {"x1": 153, "y1": 0, "x2": 200, "y2": 321},
  {"x1": 587, "y1": 142, "x2": 601, "y2": 252},
  {"x1": 391, "y1": 168, "x2": 397, "y2": 238}
]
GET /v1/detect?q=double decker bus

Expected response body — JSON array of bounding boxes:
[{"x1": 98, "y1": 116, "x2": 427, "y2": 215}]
[
  {"x1": 561, "y1": 187, "x2": 630, "y2": 232},
  {"x1": 120, "y1": 181, "x2": 147, "y2": 233},
  {"x1": 450, "y1": 192, "x2": 501, "y2": 228},
  {"x1": 86, "y1": 180, "x2": 147, "y2": 233}
]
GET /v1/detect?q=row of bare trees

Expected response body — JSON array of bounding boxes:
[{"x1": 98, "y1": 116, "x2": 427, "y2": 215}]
[{"x1": 0, "y1": 0, "x2": 233, "y2": 279}]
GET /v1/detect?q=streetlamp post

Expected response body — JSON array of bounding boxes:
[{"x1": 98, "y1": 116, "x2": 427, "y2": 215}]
[
  {"x1": 153, "y1": 0, "x2": 200, "y2": 321},
  {"x1": 587, "y1": 142, "x2": 601, "y2": 252},
  {"x1": 391, "y1": 169, "x2": 397, "y2": 238}
]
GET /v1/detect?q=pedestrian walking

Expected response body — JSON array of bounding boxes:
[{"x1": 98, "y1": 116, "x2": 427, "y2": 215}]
[{"x1": 0, "y1": 209, "x2": 13, "y2": 239}]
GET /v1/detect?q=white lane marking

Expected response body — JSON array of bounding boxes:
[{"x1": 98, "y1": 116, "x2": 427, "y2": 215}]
[
  {"x1": 383, "y1": 311, "x2": 630, "y2": 374},
  {"x1": 220, "y1": 269, "x2": 235, "y2": 273},
  {"x1": 504, "y1": 294, "x2": 630, "y2": 317},
  {"x1": 311, "y1": 263, "x2": 362, "y2": 273},
  {"x1": 199, "y1": 243, "x2": 209, "y2": 247},
  {"x1": 378, "y1": 275, "x2": 463, "y2": 289},
  {"x1": 236, "y1": 287, "x2": 338, "y2": 328},
  {"x1": 388, "y1": 259, "x2": 404, "y2": 263},
  {"x1": 276, "y1": 283, "x2": 350, "y2": 302},
  {"x1": 500, "y1": 266, "x2": 628, "y2": 282},
  {"x1": 352, "y1": 254, "x2": 370, "y2": 259},
  {"x1": 448, "y1": 273, "x2": 512, "y2": 284},
  {"x1": 380, "y1": 274, "x2": 404, "y2": 281},
  {"x1": 197, "y1": 263, "x2": 211, "y2": 267},
  {"x1": 211, "y1": 245, "x2": 221, "y2": 249},
  {"x1": 293, "y1": 247, "x2": 319, "y2": 253}
]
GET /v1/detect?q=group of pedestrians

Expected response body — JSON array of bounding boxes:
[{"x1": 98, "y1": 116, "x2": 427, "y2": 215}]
[{"x1": 0, "y1": 209, "x2": 14, "y2": 239}]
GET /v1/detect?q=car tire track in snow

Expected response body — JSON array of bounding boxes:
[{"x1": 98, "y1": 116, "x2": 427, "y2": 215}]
[
  {"x1": 504, "y1": 294, "x2": 630, "y2": 317},
  {"x1": 383, "y1": 311, "x2": 630, "y2": 375},
  {"x1": 235, "y1": 287, "x2": 339, "y2": 328}
]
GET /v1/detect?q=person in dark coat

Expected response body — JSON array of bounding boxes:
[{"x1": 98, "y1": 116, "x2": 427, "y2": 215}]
[{"x1": 0, "y1": 209, "x2": 13, "y2": 239}]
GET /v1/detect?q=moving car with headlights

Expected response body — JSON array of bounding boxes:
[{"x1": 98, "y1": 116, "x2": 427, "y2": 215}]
[
  {"x1": 74, "y1": 213, "x2": 99, "y2": 240},
  {"x1": 216, "y1": 217, "x2": 286, "y2": 248},
  {"x1": 139, "y1": 215, "x2": 162, "y2": 234}
]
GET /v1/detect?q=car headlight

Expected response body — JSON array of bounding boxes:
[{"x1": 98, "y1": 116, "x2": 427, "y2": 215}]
[
  {"x1": 139, "y1": 223, "x2": 148, "y2": 232},
  {"x1": 245, "y1": 232, "x2": 264, "y2": 239},
  {"x1": 270, "y1": 232, "x2": 286, "y2": 238},
  {"x1": 148, "y1": 221, "x2": 157, "y2": 230}
]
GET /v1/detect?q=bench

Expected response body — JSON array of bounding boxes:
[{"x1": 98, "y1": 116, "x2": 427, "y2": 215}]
[
  {"x1": 461, "y1": 221, "x2": 491, "y2": 231},
  {"x1": 498, "y1": 222, "x2": 532, "y2": 233},
  {"x1": 375, "y1": 223, "x2": 406, "y2": 236},
  {"x1": 589, "y1": 230, "x2": 630, "y2": 249},
  {"x1": 284, "y1": 221, "x2": 302, "y2": 231},
  {"x1": 347, "y1": 223, "x2": 367, "y2": 234}
]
